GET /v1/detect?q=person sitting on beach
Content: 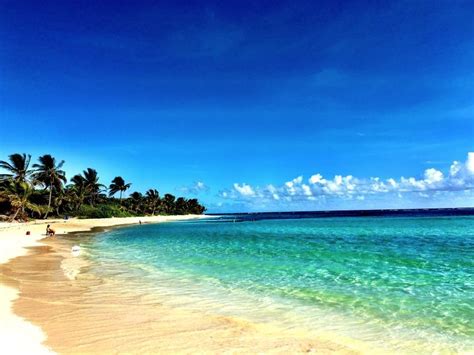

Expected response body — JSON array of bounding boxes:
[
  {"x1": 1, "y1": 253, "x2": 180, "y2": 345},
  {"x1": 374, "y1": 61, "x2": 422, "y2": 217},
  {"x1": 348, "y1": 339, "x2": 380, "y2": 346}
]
[{"x1": 46, "y1": 224, "x2": 55, "y2": 237}]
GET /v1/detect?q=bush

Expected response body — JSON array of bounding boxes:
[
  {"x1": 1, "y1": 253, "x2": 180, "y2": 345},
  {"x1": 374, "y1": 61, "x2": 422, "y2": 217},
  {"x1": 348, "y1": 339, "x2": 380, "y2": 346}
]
[{"x1": 76, "y1": 204, "x2": 135, "y2": 218}]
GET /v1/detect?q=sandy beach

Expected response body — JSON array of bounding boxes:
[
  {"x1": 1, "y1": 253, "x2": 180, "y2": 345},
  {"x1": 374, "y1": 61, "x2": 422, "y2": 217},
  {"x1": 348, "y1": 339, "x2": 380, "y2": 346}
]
[
  {"x1": 0, "y1": 216, "x2": 367, "y2": 354},
  {"x1": 0, "y1": 215, "x2": 207, "y2": 354}
]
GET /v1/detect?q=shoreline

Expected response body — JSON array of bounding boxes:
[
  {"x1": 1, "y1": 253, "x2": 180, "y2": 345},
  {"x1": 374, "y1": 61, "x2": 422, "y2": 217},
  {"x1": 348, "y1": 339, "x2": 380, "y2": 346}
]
[
  {"x1": 0, "y1": 215, "x2": 211, "y2": 354},
  {"x1": 0, "y1": 215, "x2": 373, "y2": 354}
]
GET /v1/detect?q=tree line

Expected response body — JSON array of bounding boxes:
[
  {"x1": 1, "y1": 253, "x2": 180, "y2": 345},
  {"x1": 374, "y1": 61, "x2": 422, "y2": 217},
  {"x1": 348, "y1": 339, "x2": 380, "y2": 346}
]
[{"x1": 0, "y1": 153, "x2": 206, "y2": 222}]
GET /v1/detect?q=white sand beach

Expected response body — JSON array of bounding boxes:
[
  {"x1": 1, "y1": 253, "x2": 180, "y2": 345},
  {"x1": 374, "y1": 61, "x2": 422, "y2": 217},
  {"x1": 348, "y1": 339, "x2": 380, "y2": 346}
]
[{"x1": 0, "y1": 215, "x2": 209, "y2": 354}]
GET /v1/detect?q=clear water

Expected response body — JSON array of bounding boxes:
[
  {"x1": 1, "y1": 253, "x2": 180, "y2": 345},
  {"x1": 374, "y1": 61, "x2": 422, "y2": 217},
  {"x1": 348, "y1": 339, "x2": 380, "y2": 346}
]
[{"x1": 80, "y1": 216, "x2": 474, "y2": 353}]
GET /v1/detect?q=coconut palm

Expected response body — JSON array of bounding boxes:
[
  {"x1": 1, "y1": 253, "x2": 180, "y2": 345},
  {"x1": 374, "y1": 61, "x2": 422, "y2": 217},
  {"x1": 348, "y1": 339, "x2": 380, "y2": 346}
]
[
  {"x1": 1, "y1": 180, "x2": 40, "y2": 221},
  {"x1": 145, "y1": 189, "x2": 160, "y2": 215},
  {"x1": 0, "y1": 153, "x2": 32, "y2": 183},
  {"x1": 128, "y1": 191, "x2": 143, "y2": 213},
  {"x1": 82, "y1": 168, "x2": 105, "y2": 206},
  {"x1": 68, "y1": 174, "x2": 87, "y2": 210},
  {"x1": 53, "y1": 189, "x2": 70, "y2": 216},
  {"x1": 109, "y1": 176, "x2": 131, "y2": 202},
  {"x1": 163, "y1": 193, "x2": 176, "y2": 214},
  {"x1": 32, "y1": 154, "x2": 67, "y2": 218},
  {"x1": 70, "y1": 174, "x2": 86, "y2": 188}
]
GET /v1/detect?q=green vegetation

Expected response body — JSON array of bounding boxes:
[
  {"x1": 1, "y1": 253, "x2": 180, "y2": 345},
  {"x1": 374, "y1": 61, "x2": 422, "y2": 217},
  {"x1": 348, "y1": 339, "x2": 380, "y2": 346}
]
[{"x1": 0, "y1": 153, "x2": 206, "y2": 221}]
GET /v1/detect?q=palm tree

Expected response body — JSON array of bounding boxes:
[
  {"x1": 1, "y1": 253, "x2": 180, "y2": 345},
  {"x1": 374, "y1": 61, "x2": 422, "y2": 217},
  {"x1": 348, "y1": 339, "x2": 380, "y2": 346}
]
[
  {"x1": 175, "y1": 197, "x2": 187, "y2": 215},
  {"x1": 70, "y1": 174, "x2": 86, "y2": 188},
  {"x1": 187, "y1": 198, "x2": 206, "y2": 214},
  {"x1": 0, "y1": 153, "x2": 32, "y2": 183},
  {"x1": 163, "y1": 193, "x2": 176, "y2": 214},
  {"x1": 82, "y1": 168, "x2": 104, "y2": 206},
  {"x1": 68, "y1": 174, "x2": 87, "y2": 210},
  {"x1": 128, "y1": 191, "x2": 143, "y2": 213},
  {"x1": 53, "y1": 189, "x2": 69, "y2": 216},
  {"x1": 1, "y1": 180, "x2": 40, "y2": 221},
  {"x1": 109, "y1": 176, "x2": 131, "y2": 203},
  {"x1": 32, "y1": 154, "x2": 67, "y2": 218},
  {"x1": 145, "y1": 189, "x2": 160, "y2": 215}
]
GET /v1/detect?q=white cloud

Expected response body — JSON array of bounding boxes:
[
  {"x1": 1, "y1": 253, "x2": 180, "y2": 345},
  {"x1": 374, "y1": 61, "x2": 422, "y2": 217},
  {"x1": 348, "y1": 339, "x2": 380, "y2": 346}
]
[
  {"x1": 467, "y1": 152, "x2": 474, "y2": 173},
  {"x1": 196, "y1": 181, "x2": 206, "y2": 189},
  {"x1": 450, "y1": 161, "x2": 462, "y2": 176},
  {"x1": 309, "y1": 173, "x2": 324, "y2": 184},
  {"x1": 266, "y1": 184, "x2": 280, "y2": 200},
  {"x1": 387, "y1": 178, "x2": 398, "y2": 188},
  {"x1": 424, "y1": 168, "x2": 443, "y2": 184},
  {"x1": 301, "y1": 184, "x2": 312, "y2": 196},
  {"x1": 233, "y1": 183, "x2": 255, "y2": 196},
  {"x1": 220, "y1": 152, "x2": 474, "y2": 205},
  {"x1": 178, "y1": 181, "x2": 209, "y2": 194},
  {"x1": 284, "y1": 176, "x2": 303, "y2": 196}
]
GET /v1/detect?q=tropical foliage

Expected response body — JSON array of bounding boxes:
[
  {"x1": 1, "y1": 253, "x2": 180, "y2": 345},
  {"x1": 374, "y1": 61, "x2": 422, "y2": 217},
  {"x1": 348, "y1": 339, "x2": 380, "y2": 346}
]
[
  {"x1": 109, "y1": 176, "x2": 131, "y2": 201},
  {"x1": 0, "y1": 153, "x2": 206, "y2": 221},
  {"x1": 32, "y1": 154, "x2": 67, "y2": 218},
  {"x1": 2, "y1": 180, "x2": 40, "y2": 221},
  {"x1": 0, "y1": 153, "x2": 32, "y2": 183}
]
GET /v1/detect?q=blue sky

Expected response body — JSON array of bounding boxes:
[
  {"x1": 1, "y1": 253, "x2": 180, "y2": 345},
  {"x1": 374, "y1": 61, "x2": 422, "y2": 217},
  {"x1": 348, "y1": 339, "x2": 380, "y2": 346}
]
[{"x1": 1, "y1": 0, "x2": 473, "y2": 212}]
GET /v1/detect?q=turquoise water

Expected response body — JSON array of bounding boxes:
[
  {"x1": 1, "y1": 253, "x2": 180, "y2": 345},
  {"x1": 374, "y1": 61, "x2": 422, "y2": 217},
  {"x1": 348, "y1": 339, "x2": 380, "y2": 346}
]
[{"x1": 81, "y1": 216, "x2": 474, "y2": 353}]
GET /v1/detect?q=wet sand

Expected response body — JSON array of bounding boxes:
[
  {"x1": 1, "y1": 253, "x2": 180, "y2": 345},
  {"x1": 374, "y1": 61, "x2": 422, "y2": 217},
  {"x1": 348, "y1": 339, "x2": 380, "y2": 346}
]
[
  {"x1": 0, "y1": 224, "x2": 367, "y2": 354},
  {"x1": 0, "y1": 215, "x2": 211, "y2": 354}
]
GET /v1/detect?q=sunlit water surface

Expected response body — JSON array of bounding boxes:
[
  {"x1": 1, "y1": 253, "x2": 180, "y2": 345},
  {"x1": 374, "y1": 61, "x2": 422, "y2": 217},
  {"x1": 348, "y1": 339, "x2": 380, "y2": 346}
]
[{"x1": 74, "y1": 216, "x2": 474, "y2": 353}]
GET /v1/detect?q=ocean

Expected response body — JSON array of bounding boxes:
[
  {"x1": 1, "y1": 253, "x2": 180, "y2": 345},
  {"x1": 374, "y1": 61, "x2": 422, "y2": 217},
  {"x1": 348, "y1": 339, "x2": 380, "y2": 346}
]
[{"x1": 74, "y1": 210, "x2": 474, "y2": 353}]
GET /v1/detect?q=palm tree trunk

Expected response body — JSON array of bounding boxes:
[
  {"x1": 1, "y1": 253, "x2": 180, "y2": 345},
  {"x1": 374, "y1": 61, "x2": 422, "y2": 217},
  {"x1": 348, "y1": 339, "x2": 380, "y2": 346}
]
[
  {"x1": 9, "y1": 207, "x2": 21, "y2": 222},
  {"x1": 119, "y1": 190, "x2": 123, "y2": 204},
  {"x1": 45, "y1": 185, "x2": 52, "y2": 219}
]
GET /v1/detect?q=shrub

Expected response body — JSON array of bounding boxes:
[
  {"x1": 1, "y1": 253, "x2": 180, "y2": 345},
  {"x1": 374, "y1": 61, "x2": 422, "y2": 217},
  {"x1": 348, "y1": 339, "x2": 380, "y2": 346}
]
[{"x1": 76, "y1": 204, "x2": 135, "y2": 218}]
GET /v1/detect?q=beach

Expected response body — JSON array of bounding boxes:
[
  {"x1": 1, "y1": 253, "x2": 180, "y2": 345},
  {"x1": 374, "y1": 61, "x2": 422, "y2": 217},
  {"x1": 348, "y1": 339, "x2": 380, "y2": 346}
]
[
  {"x1": 0, "y1": 215, "x2": 215, "y2": 354},
  {"x1": 0, "y1": 216, "x2": 360, "y2": 354},
  {"x1": 1, "y1": 214, "x2": 472, "y2": 354}
]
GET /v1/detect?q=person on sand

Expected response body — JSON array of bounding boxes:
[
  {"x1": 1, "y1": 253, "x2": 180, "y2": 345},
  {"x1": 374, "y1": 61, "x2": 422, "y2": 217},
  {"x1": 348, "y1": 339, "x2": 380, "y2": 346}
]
[{"x1": 46, "y1": 224, "x2": 55, "y2": 237}]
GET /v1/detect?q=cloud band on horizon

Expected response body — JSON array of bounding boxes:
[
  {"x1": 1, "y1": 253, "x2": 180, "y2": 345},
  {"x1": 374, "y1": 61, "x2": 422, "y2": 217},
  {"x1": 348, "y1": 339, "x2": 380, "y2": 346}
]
[{"x1": 217, "y1": 152, "x2": 474, "y2": 210}]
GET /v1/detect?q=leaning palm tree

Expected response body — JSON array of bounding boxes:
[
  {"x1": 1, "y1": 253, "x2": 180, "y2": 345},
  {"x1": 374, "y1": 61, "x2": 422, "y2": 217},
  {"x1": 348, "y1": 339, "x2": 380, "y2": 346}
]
[
  {"x1": 1, "y1": 180, "x2": 40, "y2": 221},
  {"x1": 0, "y1": 153, "x2": 32, "y2": 183},
  {"x1": 145, "y1": 189, "x2": 160, "y2": 215},
  {"x1": 32, "y1": 154, "x2": 67, "y2": 218},
  {"x1": 109, "y1": 176, "x2": 131, "y2": 203}
]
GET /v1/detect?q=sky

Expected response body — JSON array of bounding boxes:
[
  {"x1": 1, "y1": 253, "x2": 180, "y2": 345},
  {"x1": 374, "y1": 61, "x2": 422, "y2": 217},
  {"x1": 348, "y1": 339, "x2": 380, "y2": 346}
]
[{"x1": 1, "y1": 0, "x2": 473, "y2": 212}]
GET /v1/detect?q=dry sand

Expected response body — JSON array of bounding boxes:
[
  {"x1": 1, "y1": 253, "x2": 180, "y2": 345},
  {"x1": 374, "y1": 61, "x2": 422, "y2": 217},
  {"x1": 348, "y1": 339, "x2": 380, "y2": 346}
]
[
  {"x1": 0, "y1": 216, "x2": 368, "y2": 354},
  {"x1": 0, "y1": 215, "x2": 208, "y2": 354}
]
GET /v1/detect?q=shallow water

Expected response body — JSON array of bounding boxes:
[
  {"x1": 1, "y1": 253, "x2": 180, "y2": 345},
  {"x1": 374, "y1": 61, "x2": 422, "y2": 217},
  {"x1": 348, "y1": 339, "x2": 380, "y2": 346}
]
[{"x1": 73, "y1": 216, "x2": 474, "y2": 353}]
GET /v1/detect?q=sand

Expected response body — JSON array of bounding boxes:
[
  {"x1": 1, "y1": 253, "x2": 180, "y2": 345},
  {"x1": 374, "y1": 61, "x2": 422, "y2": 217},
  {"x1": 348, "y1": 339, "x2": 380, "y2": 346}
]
[
  {"x1": 0, "y1": 215, "x2": 209, "y2": 354},
  {"x1": 0, "y1": 216, "x2": 369, "y2": 354}
]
